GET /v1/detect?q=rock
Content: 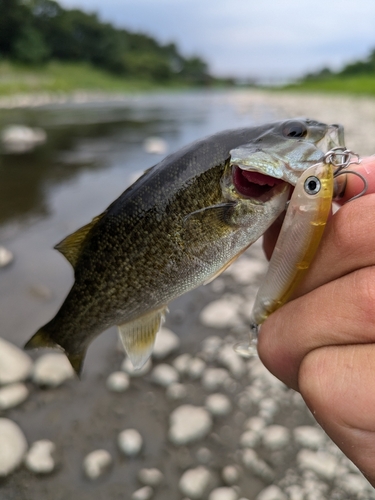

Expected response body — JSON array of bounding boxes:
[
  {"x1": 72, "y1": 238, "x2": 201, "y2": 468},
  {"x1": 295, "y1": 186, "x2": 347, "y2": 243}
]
[
  {"x1": 0, "y1": 383, "x2": 28, "y2": 410},
  {"x1": 208, "y1": 487, "x2": 238, "y2": 500},
  {"x1": 217, "y1": 344, "x2": 246, "y2": 378},
  {"x1": 173, "y1": 354, "x2": 192, "y2": 375},
  {"x1": 262, "y1": 426, "x2": 290, "y2": 450},
  {"x1": 118, "y1": 429, "x2": 143, "y2": 457},
  {"x1": 202, "y1": 368, "x2": 230, "y2": 391},
  {"x1": 122, "y1": 357, "x2": 152, "y2": 377},
  {"x1": 29, "y1": 284, "x2": 52, "y2": 300},
  {"x1": 106, "y1": 371, "x2": 130, "y2": 392},
  {"x1": 255, "y1": 485, "x2": 288, "y2": 500},
  {"x1": 179, "y1": 466, "x2": 212, "y2": 499},
  {"x1": 0, "y1": 246, "x2": 13, "y2": 267},
  {"x1": 244, "y1": 416, "x2": 266, "y2": 433},
  {"x1": 83, "y1": 449, "x2": 112, "y2": 479},
  {"x1": 201, "y1": 336, "x2": 222, "y2": 355},
  {"x1": 1, "y1": 125, "x2": 46, "y2": 153},
  {"x1": 297, "y1": 449, "x2": 338, "y2": 480},
  {"x1": 187, "y1": 358, "x2": 206, "y2": 379},
  {"x1": 152, "y1": 327, "x2": 180, "y2": 359},
  {"x1": 293, "y1": 426, "x2": 326, "y2": 450},
  {"x1": 169, "y1": 405, "x2": 212, "y2": 445},
  {"x1": 335, "y1": 473, "x2": 371, "y2": 494},
  {"x1": 224, "y1": 256, "x2": 267, "y2": 284},
  {"x1": 32, "y1": 353, "x2": 75, "y2": 387},
  {"x1": 143, "y1": 137, "x2": 167, "y2": 155},
  {"x1": 242, "y1": 449, "x2": 274, "y2": 482},
  {"x1": 258, "y1": 398, "x2": 279, "y2": 422},
  {"x1": 239, "y1": 430, "x2": 260, "y2": 448},
  {"x1": 0, "y1": 418, "x2": 28, "y2": 476},
  {"x1": 222, "y1": 465, "x2": 240, "y2": 485},
  {"x1": 0, "y1": 338, "x2": 33, "y2": 385},
  {"x1": 132, "y1": 485, "x2": 153, "y2": 500},
  {"x1": 196, "y1": 447, "x2": 213, "y2": 464},
  {"x1": 199, "y1": 297, "x2": 242, "y2": 329},
  {"x1": 166, "y1": 383, "x2": 187, "y2": 400},
  {"x1": 205, "y1": 393, "x2": 232, "y2": 416},
  {"x1": 25, "y1": 440, "x2": 56, "y2": 474},
  {"x1": 138, "y1": 467, "x2": 164, "y2": 487},
  {"x1": 151, "y1": 364, "x2": 179, "y2": 387}
]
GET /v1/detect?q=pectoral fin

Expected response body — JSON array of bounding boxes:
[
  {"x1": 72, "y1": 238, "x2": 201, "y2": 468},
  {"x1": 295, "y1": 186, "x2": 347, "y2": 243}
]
[
  {"x1": 118, "y1": 307, "x2": 167, "y2": 369},
  {"x1": 183, "y1": 203, "x2": 236, "y2": 230}
]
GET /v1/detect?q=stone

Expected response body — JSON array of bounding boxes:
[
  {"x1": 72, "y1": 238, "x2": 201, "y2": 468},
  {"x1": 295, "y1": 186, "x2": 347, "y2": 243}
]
[
  {"x1": 244, "y1": 417, "x2": 266, "y2": 433},
  {"x1": 196, "y1": 447, "x2": 213, "y2": 464},
  {"x1": 83, "y1": 449, "x2": 112, "y2": 479},
  {"x1": 122, "y1": 357, "x2": 152, "y2": 377},
  {"x1": 179, "y1": 466, "x2": 212, "y2": 499},
  {"x1": 132, "y1": 485, "x2": 154, "y2": 500},
  {"x1": 218, "y1": 345, "x2": 246, "y2": 378},
  {"x1": 297, "y1": 450, "x2": 338, "y2": 480},
  {"x1": 32, "y1": 353, "x2": 74, "y2": 387},
  {"x1": 143, "y1": 137, "x2": 167, "y2": 155},
  {"x1": 153, "y1": 327, "x2": 180, "y2": 359},
  {"x1": 293, "y1": 426, "x2": 326, "y2": 450},
  {"x1": 222, "y1": 465, "x2": 240, "y2": 485},
  {"x1": 224, "y1": 256, "x2": 267, "y2": 284},
  {"x1": 208, "y1": 487, "x2": 238, "y2": 500},
  {"x1": 166, "y1": 383, "x2": 187, "y2": 400},
  {"x1": 335, "y1": 473, "x2": 370, "y2": 494},
  {"x1": 199, "y1": 297, "x2": 242, "y2": 329},
  {"x1": 25, "y1": 440, "x2": 56, "y2": 474},
  {"x1": 0, "y1": 418, "x2": 28, "y2": 476},
  {"x1": 0, "y1": 338, "x2": 33, "y2": 385},
  {"x1": 0, "y1": 383, "x2": 28, "y2": 410},
  {"x1": 255, "y1": 485, "x2": 288, "y2": 500},
  {"x1": 173, "y1": 354, "x2": 192, "y2": 375},
  {"x1": 0, "y1": 246, "x2": 13, "y2": 267},
  {"x1": 205, "y1": 393, "x2": 232, "y2": 416},
  {"x1": 240, "y1": 430, "x2": 260, "y2": 448},
  {"x1": 106, "y1": 371, "x2": 130, "y2": 392},
  {"x1": 169, "y1": 405, "x2": 212, "y2": 445},
  {"x1": 138, "y1": 467, "x2": 164, "y2": 487},
  {"x1": 118, "y1": 429, "x2": 143, "y2": 457},
  {"x1": 242, "y1": 449, "x2": 274, "y2": 482},
  {"x1": 262, "y1": 426, "x2": 290, "y2": 450},
  {"x1": 188, "y1": 358, "x2": 206, "y2": 379},
  {"x1": 151, "y1": 364, "x2": 179, "y2": 387},
  {"x1": 258, "y1": 398, "x2": 279, "y2": 422},
  {"x1": 202, "y1": 368, "x2": 230, "y2": 391}
]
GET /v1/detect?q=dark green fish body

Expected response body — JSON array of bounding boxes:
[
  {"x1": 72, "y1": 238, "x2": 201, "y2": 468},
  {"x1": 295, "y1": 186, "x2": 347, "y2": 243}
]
[{"x1": 26, "y1": 119, "x2": 345, "y2": 373}]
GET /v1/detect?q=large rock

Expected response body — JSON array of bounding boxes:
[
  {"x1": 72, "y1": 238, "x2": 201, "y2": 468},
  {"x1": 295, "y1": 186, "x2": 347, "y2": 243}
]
[
  {"x1": 0, "y1": 418, "x2": 28, "y2": 476},
  {"x1": 0, "y1": 338, "x2": 33, "y2": 385},
  {"x1": 25, "y1": 440, "x2": 56, "y2": 474},
  {"x1": 151, "y1": 364, "x2": 179, "y2": 387},
  {"x1": 32, "y1": 353, "x2": 75, "y2": 387},
  {"x1": 208, "y1": 487, "x2": 238, "y2": 500},
  {"x1": 169, "y1": 405, "x2": 212, "y2": 445},
  {"x1": 0, "y1": 383, "x2": 28, "y2": 410},
  {"x1": 179, "y1": 466, "x2": 212, "y2": 499},
  {"x1": 152, "y1": 328, "x2": 180, "y2": 359}
]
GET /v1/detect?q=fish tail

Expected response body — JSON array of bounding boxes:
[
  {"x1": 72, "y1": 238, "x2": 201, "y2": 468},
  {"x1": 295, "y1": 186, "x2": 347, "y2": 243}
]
[{"x1": 24, "y1": 324, "x2": 85, "y2": 377}]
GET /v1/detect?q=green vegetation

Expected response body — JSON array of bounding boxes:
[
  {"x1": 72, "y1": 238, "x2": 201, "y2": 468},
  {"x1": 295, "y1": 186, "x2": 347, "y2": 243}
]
[
  {"x1": 0, "y1": 0, "x2": 222, "y2": 95},
  {"x1": 283, "y1": 49, "x2": 375, "y2": 96}
]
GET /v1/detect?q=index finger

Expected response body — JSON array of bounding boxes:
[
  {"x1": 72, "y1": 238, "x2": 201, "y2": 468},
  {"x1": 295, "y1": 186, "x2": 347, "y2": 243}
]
[{"x1": 339, "y1": 157, "x2": 375, "y2": 203}]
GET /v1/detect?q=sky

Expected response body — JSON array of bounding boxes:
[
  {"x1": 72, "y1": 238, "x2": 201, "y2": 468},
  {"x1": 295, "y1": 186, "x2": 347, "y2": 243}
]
[{"x1": 59, "y1": 0, "x2": 375, "y2": 82}]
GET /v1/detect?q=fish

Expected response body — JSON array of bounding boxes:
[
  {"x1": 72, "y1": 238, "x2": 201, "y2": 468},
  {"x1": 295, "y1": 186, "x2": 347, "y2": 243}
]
[{"x1": 25, "y1": 119, "x2": 345, "y2": 375}]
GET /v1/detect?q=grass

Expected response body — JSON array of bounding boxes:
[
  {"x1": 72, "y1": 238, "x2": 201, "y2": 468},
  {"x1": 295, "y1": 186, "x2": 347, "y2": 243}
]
[
  {"x1": 281, "y1": 74, "x2": 375, "y2": 96},
  {"x1": 0, "y1": 60, "x2": 189, "y2": 96}
]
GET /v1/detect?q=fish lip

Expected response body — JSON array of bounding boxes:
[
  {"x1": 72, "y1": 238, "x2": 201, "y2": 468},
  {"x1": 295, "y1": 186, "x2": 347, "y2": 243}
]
[{"x1": 232, "y1": 164, "x2": 290, "y2": 202}]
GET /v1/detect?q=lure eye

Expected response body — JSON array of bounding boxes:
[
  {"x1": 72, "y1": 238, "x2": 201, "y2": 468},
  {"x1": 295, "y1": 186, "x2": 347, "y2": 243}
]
[
  {"x1": 304, "y1": 176, "x2": 321, "y2": 195},
  {"x1": 282, "y1": 121, "x2": 307, "y2": 139}
]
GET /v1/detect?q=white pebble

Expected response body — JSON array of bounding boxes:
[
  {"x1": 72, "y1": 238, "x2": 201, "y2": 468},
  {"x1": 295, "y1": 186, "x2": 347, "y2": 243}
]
[
  {"x1": 0, "y1": 246, "x2": 13, "y2": 267},
  {"x1": 0, "y1": 338, "x2": 33, "y2": 385},
  {"x1": 293, "y1": 426, "x2": 326, "y2": 450},
  {"x1": 179, "y1": 466, "x2": 212, "y2": 499},
  {"x1": 240, "y1": 430, "x2": 260, "y2": 448},
  {"x1": 222, "y1": 465, "x2": 240, "y2": 485},
  {"x1": 166, "y1": 383, "x2": 187, "y2": 400},
  {"x1": 224, "y1": 256, "x2": 267, "y2": 284},
  {"x1": 202, "y1": 368, "x2": 230, "y2": 391},
  {"x1": 122, "y1": 357, "x2": 152, "y2": 377},
  {"x1": 297, "y1": 450, "x2": 338, "y2": 480},
  {"x1": 118, "y1": 429, "x2": 143, "y2": 457},
  {"x1": 173, "y1": 354, "x2": 192, "y2": 375},
  {"x1": 25, "y1": 440, "x2": 56, "y2": 474},
  {"x1": 188, "y1": 358, "x2": 206, "y2": 379},
  {"x1": 202, "y1": 336, "x2": 222, "y2": 354},
  {"x1": 143, "y1": 137, "x2": 167, "y2": 155},
  {"x1": 0, "y1": 383, "x2": 28, "y2": 410},
  {"x1": 205, "y1": 393, "x2": 232, "y2": 416},
  {"x1": 153, "y1": 327, "x2": 180, "y2": 359},
  {"x1": 132, "y1": 485, "x2": 153, "y2": 500},
  {"x1": 255, "y1": 485, "x2": 288, "y2": 500},
  {"x1": 169, "y1": 405, "x2": 212, "y2": 445},
  {"x1": 151, "y1": 364, "x2": 179, "y2": 387},
  {"x1": 262, "y1": 426, "x2": 290, "y2": 450},
  {"x1": 106, "y1": 371, "x2": 130, "y2": 392},
  {"x1": 244, "y1": 417, "x2": 266, "y2": 433},
  {"x1": 199, "y1": 298, "x2": 242, "y2": 328},
  {"x1": 138, "y1": 467, "x2": 164, "y2": 487},
  {"x1": 242, "y1": 449, "x2": 274, "y2": 482},
  {"x1": 32, "y1": 353, "x2": 74, "y2": 387},
  {"x1": 335, "y1": 473, "x2": 370, "y2": 494},
  {"x1": 0, "y1": 418, "x2": 28, "y2": 476},
  {"x1": 218, "y1": 344, "x2": 246, "y2": 378},
  {"x1": 208, "y1": 486, "x2": 238, "y2": 500},
  {"x1": 83, "y1": 449, "x2": 112, "y2": 479}
]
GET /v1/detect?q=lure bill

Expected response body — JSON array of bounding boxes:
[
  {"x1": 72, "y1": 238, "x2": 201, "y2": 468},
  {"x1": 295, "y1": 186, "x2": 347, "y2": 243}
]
[{"x1": 235, "y1": 161, "x2": 334, "y2": 357}]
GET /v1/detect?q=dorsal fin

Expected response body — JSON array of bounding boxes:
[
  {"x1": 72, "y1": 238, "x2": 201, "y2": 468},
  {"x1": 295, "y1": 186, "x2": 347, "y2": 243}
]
[{"x1": 54, "y1": 213, "x2": 104, "y2": 268}]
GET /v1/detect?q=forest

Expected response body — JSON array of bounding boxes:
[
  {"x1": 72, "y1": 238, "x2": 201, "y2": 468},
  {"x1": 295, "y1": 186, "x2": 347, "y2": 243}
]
[{"x1": 0, "y1": 0, "x2": 212, "y2": 85}]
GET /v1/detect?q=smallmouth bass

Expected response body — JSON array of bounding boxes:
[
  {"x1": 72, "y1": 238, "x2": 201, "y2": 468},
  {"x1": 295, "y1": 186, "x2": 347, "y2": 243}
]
[{"x1": 25, "y1": 119, "x2": 344, "y2": 374}]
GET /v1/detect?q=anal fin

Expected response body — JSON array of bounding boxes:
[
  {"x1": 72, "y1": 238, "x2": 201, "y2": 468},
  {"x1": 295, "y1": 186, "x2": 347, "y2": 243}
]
[{"x1": 118, "y1": 307, "x2": 167, "y2": 370}]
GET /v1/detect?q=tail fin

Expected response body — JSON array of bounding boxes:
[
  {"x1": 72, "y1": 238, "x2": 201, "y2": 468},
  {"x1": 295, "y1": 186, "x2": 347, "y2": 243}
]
[{"x1": 24, "y1": 328, "x2": 85, "y2": 377}]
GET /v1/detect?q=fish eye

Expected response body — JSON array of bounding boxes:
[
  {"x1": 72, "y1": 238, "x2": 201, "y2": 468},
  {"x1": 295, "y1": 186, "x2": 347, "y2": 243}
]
[
  {"x1": 304, "y1": 176, "x2": 321, "y2": 195},
  {"x1": 282, "y1": 121, "x2": 307, "y2": 139}
]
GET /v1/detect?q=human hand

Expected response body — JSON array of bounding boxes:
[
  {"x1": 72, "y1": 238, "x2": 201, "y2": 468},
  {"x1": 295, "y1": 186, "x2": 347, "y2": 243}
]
[{"x1": 258, "y1": 157, "x2": 375, "y2": 485}]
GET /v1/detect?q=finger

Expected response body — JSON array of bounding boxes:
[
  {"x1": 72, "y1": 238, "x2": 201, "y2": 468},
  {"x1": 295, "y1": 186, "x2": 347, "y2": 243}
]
[
  {"x1": 299, "y1": 343, "x2": 375, "y2": 486},
  {"x1": 258, "y1": 266, "x2": 375, "y2": 390},
  {"x1": 339, "y1": 157, "x2": 375, "y2": 203}
]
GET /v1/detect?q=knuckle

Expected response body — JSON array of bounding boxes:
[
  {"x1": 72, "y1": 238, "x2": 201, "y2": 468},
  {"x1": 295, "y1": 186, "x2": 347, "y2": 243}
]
[{"x1": 353, "y1": 267, "x2": 375, "y2": 325}]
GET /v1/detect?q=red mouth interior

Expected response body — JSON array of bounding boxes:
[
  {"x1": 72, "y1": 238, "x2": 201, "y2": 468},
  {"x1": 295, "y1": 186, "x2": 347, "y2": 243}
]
[{"x1": 233, "y1": 165, "x2": 284, "y2": 198}]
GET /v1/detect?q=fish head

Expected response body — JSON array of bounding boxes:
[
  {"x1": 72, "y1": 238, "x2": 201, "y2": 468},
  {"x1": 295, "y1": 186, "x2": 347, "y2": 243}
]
[{"x1": 227, "y1": 118, "x2": 344, "y2": 202}]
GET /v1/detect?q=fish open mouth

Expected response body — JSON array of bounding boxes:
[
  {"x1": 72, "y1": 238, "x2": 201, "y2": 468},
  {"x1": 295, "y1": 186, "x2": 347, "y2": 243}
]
[{"x1": 233, "y1": 165, "x2": 285, "y2": 198}]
